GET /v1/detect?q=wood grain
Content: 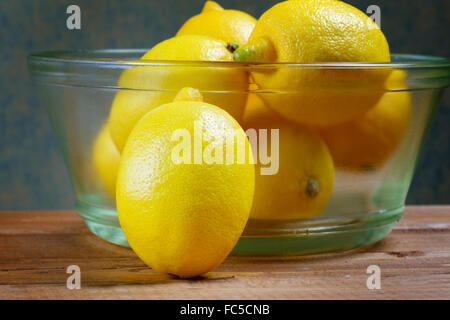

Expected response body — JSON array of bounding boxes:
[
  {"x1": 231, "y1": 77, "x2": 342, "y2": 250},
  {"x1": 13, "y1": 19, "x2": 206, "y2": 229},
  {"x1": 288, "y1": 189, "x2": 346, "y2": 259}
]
[{"x1": 0, "y1": 206, "x2": 449, "y2": 300}]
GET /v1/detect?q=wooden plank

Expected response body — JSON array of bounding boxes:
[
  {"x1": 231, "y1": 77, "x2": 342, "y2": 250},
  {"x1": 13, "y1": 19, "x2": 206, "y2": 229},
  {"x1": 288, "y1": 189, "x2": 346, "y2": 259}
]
[{"x1": 0, "y1": 206, "x2": 449, "y2": 299}]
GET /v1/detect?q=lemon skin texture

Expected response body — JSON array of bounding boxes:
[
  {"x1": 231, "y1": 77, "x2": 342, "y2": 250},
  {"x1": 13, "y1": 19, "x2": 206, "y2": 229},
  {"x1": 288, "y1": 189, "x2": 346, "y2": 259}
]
[
  {"x1": 320, "y1": 74, "x2": 412, "y2": 170},
  {"x1": 109, "y1": 34, "x2": 248, "y2": 152},
  {"x1": 177, "y1": 1, "x2": 257, "y2": 46},
  {"x1": 234, "y1": 0, "x2": 391, "y2": 126},
  {"x1": 91, "y1": 125, "x2": 121, "y2": 199},
  {"x1": 242, "y1": 93, "x2": 334, "y2": 220},
  {"x1": 117, "y1": 98, "x2": 255, "y2": 278}
]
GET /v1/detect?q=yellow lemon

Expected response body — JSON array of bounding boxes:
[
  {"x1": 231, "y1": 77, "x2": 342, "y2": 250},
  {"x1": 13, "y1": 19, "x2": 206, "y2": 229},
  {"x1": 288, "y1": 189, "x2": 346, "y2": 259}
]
[
  {"x1": 320, "y1": 72, "x2": 412, "y2": 170},
  {"x1": 242, "y1": 93, "x2": 334, "y2": 220},
  {"x1": 91, "y1": 125, "x2": 121, "y2": 199},
  {"x1": 234, "y1": 0, "x2": 391, "y2": 126},
  {"x1": 116, "y1": 88, "x2": 255, "y2": 278},
  {"x1": 109, "y1": 34, "x2": 248, "y2": 152},
  {"x1": 177, "y1": 1, "x2": 257, "y2": 46}
]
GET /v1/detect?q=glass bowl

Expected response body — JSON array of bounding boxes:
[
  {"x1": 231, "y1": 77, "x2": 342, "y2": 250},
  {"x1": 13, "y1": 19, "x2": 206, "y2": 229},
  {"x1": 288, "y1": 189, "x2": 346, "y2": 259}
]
[{"x1": 28, "y1": 49, "x2": 450, "y2": 255}]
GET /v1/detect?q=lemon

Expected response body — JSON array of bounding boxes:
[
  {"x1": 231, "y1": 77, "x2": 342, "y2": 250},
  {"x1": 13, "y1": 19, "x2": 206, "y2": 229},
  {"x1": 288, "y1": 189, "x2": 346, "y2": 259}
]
[
  {"x1": 234, "y1": 0, "x2": 391, "y2": 126},
  {"x1": 242, "y1": 93, "x2": 334, "y2": 220},
  {"x1": 177, "y1": 1, "x2": 257, "y2": 46},
  {"x1": 91, "y1": 125, "x2": 121, "y2": 199},
  {"x1": 117, "y1": 88, "x2": 255, "y2": 278},
  {"x1": 320, "y1": 71, "x2": 412, "y2": 170},
  {"x1": 108, "y1": 34, "x2": 248, "y2": 152}
]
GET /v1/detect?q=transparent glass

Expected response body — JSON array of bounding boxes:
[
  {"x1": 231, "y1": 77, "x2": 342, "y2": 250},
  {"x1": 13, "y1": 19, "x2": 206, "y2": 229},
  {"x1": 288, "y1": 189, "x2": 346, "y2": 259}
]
[{"x1": 28, "y1": 49, "x2": 450, "y2": 254}]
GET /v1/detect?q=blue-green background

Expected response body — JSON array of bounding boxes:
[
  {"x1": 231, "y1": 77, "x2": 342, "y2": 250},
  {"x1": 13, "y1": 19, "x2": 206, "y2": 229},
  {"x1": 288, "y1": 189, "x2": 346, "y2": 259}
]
[{"x1": 0, "y1": 0, "x2": 449, "y2": 209}]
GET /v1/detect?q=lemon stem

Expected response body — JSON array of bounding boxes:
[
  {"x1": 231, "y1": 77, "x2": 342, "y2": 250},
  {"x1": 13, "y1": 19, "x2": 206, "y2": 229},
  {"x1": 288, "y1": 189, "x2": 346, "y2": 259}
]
[
  {"x1": 201, "y1": 1, "x2": 224, "y2": 13},
  {"x1": 226, "y1": 42, "x2": 239, "y2": 54},
  {"x1": 305, "y1": 177, "x2": 320, "y2": 198},
  {"x1": 233, "y1": 37, "x2": 276, "y2": 63}
]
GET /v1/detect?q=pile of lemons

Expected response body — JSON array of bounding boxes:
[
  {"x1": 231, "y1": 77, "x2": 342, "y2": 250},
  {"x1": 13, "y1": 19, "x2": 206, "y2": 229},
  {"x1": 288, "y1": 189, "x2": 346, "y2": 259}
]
[{"x1": 91, "y1": 0, "x2": 411, "y2": 278}]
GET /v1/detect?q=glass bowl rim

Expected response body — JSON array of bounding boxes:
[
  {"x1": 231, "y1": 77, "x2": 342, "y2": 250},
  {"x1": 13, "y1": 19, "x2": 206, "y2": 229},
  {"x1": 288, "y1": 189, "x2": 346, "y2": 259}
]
[{"x1": 28, "y1": 49, "x2": 450, "y2": 70}]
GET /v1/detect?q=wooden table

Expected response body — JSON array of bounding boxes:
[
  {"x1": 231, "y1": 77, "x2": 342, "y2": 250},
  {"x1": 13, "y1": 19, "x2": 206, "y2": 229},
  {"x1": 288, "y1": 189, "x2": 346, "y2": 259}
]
[{"x1": 0, "y1": 206, "x2": 448, "y2": 300}]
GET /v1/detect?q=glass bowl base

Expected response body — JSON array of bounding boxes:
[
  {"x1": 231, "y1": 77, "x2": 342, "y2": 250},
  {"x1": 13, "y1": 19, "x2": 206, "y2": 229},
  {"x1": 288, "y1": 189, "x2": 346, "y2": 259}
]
[
  {"x1": 77, "y1": 204, "x2": 403, "y2": 255},
  {"x1": 84, "y1": 219, "x2": 130, "y2": 247}
]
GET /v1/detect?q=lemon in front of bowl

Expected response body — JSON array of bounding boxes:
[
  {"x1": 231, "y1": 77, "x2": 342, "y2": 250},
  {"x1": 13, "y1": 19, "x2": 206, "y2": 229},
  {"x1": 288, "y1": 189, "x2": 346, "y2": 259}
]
[
  {"x1": 116, "y1": 88, "x2": 255, "y2": 278},
  {"x1": 234, "y1": 0, "x2": 391, "y2": 126},
  {"x1": 242, "y1": 93, "x2": 334, "y2": 220},
  {"x1": 108, "y1": 34, "x2": 248, "y2": 152}
]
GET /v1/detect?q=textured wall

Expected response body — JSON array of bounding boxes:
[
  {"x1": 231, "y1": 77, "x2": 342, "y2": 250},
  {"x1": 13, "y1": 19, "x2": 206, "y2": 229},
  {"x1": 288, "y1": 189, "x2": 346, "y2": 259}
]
[{"x1": 0, "y1": 0, "x2": 448, "y2": 209}]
